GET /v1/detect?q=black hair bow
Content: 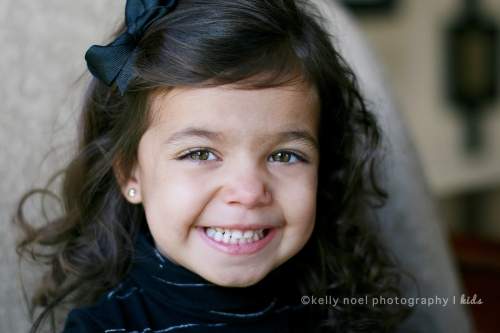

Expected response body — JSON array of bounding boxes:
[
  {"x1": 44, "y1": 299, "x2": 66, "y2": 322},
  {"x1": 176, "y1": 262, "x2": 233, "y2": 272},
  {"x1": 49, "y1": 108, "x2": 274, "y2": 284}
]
[{"x1": 85, "y1": 0, "x2": 177, "y2": 94}]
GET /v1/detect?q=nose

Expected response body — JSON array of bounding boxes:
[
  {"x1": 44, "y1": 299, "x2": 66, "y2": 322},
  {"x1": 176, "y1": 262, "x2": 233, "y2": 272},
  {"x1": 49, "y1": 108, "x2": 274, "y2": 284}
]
[{"x1": 222, "y1": 169, "x2": 272, "y2": 208}]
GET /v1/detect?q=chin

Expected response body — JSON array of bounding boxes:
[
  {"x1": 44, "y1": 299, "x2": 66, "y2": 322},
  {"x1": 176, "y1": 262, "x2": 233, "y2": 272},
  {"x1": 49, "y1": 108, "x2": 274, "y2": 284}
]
[{"x1": 202, "y1": 266, "x2": 269, "y2": 288}]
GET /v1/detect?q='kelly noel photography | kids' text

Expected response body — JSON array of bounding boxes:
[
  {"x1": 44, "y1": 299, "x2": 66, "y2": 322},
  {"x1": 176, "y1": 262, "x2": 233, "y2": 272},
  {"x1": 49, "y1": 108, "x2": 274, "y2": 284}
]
[{"x1": 301, "y1": 294, "x2": 483, "y2": 308}]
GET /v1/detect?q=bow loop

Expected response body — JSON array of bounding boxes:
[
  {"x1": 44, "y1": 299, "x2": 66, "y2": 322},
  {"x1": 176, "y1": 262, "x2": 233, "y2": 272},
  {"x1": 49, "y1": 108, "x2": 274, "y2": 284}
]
[{"x1": 85, "y1": 0, "x2": 178, "y2": 94}]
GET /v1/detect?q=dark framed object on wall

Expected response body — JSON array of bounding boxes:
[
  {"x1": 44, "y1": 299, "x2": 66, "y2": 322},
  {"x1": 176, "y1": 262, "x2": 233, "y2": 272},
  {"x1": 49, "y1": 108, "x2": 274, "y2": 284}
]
[
  {"x1": 340, "y1": 0, "x2": 397, "y2": 13},
  {"x1": 444, "y1": 0, "x2": 499, "y2": 152},
  {"x1": 446, "y1": 8, "x2": 498, "y2": 107}
]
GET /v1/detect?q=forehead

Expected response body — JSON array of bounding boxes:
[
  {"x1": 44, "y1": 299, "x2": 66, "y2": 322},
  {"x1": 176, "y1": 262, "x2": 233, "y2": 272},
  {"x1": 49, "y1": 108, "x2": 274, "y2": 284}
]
[{"x1": 148, "y1": 83, "x2": 320, "y2": 134}]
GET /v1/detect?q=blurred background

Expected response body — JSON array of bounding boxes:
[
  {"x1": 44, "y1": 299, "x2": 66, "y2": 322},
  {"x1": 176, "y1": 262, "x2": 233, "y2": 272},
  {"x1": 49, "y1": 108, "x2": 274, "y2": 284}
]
[
  {"x1": 339, "y1": 0, "x2": 500, "y2": 331},
  {"x1": 0, "y1": 0, "x2": 498, "y2": 332}
]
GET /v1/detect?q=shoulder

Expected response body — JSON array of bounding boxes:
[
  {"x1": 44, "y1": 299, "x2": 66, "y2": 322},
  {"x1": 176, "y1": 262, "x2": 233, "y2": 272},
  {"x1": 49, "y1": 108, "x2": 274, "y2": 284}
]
[
  {"x1": 61, "y1": 307, "x2": 104, "y2": 333},
  {"x1": 61, "y1": 281, "x2": 146, "y2": 333},
  {"x1": 61, "y1": 298, "x2": 133, "y2": 333}
]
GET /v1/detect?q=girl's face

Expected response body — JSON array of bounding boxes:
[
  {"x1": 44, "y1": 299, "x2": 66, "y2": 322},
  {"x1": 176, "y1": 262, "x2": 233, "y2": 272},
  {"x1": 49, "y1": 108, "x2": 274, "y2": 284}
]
[{"x1": 122, "y1": 82, "x2": 320, "y2": 287}]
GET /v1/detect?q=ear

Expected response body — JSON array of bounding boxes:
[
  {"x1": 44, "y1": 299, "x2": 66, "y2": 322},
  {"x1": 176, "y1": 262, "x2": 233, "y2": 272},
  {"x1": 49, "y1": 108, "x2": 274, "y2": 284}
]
[{"x1": 113, "y1": 160, "x2": 143, "y2": 204}]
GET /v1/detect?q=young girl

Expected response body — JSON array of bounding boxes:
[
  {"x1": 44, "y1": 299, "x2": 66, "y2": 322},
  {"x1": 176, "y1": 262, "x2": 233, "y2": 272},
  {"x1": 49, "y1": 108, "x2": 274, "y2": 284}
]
[{"x1": 15, "y1": 0, "x2": 413, "y2": 332}]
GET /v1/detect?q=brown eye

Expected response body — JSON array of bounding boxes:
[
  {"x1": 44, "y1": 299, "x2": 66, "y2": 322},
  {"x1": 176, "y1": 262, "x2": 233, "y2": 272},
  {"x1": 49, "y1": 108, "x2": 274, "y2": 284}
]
[
  {"x1": 179, "y1": 149, "x2": 217, "y2": 162},
  {"x1": 269, "y1": 151, "x2": 304, "y2": 164},
  {"x1": 271, "y1": 152, "x2": 291, "y2": 163},
  {"x1": 190, "y1": 151, "x2": 210, "y2": 160}
]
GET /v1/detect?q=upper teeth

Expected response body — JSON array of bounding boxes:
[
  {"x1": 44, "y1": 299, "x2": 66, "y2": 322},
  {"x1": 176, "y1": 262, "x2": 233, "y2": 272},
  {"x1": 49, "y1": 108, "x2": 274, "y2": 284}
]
[{"x1": 205, "y1": 227, "x2": 265, "y2": 244}]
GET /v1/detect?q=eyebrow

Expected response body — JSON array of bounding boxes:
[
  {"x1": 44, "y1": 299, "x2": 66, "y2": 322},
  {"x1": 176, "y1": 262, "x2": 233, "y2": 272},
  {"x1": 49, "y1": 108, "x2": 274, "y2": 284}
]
[{"x1": 164, "y1": 126, "x2": 319, "y2": 151}]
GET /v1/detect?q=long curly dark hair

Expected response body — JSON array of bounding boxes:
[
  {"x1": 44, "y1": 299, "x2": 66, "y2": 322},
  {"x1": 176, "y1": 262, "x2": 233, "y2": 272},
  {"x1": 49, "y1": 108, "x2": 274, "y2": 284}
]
[{"x1": 14, "y1": 0, "x2": 413, "y2": 332}]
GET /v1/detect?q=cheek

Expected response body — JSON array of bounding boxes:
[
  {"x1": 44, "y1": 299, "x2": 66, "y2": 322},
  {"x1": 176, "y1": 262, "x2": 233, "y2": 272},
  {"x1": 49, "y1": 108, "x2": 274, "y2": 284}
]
[
  {"x1": 273, "y1": 173, "x2": 317, "y2": 262},
  {"x1": 280, "y1": 172, "x2": 317, "y2": 229},
  {"x1": 143, "y1": 170, "x2": 211, "y2": 239}
]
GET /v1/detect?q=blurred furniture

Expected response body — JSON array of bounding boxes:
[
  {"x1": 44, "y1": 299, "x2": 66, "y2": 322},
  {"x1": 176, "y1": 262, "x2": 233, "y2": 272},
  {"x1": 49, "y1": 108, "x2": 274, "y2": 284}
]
[{"x1": 451, "y1": 233, "x2": 500, "y2": 333}]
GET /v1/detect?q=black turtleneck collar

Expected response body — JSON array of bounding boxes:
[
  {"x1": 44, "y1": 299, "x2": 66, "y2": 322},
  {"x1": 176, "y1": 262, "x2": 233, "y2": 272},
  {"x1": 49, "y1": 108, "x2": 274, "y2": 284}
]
[{"x1": 128, "y1": 225, "x2": 309, "y2": 328}]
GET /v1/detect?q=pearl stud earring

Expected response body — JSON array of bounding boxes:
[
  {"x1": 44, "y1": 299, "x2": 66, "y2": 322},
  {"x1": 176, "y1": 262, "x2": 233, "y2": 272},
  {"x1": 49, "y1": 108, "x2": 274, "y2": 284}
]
[{"x1": 127, "y1": 188, "x2": 137, "y2": 198}]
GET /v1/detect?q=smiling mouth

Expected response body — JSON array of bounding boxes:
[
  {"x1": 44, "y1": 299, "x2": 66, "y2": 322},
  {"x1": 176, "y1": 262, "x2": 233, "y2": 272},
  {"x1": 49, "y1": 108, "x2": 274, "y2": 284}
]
[{"x1": 203, "y1": 227, "x2": 271, "y2": 245}]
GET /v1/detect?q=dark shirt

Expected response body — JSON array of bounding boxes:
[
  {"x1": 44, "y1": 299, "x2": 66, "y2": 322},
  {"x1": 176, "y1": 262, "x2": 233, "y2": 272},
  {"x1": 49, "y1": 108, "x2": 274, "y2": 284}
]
[{"x1": 61, "y1": 226, "x2": 311, "y2": 333}]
